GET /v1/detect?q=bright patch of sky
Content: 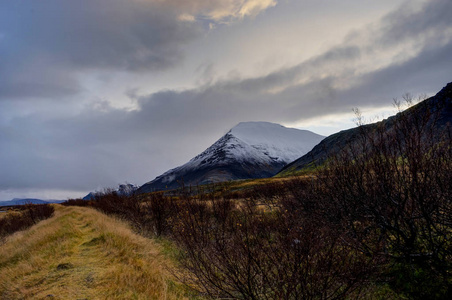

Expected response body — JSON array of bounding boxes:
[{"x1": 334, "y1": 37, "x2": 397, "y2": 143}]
[{"x1": 89, "y1": 0, "x2": 410, "y2": 110}]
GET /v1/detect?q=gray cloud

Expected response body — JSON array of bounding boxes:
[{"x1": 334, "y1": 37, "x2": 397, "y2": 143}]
[
  {"x1": 1, "y1": 0, "x2": 451, "y2": 198},
  {"x1": 377, "y1": 0, "x2": 452, "y2": 46},
  {"x1": 0, "y1": 0, "x2": 200, "y2": 99},
  {"x1": 0, "y1": 0, "x2": 278, "y2": 101}
]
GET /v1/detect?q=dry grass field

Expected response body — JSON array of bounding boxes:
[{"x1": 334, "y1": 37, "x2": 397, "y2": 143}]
[
  {"x1": 0, "y1": 205, "x2": 191, "y2": 299},
  {"x1": 228, "y1": 176, "x2": 305, "y2": 190}
]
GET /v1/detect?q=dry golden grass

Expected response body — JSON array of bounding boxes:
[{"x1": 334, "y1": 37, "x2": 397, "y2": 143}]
[
  {"x1": 0, "y1": 209, "x2": 19, "y2": 220},
  {"x1": 229, "y1": 175, "x2": 308, "y2": 190},
  {"x1": 0, "y1": 211, "x2": 8, "y2": 220},
  {"x1": 0, "y1": 205, "x2": 192, "y2": 299}
]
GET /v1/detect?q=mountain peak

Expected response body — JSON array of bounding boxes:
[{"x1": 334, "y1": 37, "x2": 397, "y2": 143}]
[
  {"x1": 434, "y1": 81, "x2": 452, "y2": 101},
  {"x1": 138, "y1": 122, "x2": 325, "y2": 192},
  {"x1": 228, "y1": 121, "x2": 322, "y2": 162},
  {"x1": 442, "y1": 81, "x2": 452, "y2": 91}
]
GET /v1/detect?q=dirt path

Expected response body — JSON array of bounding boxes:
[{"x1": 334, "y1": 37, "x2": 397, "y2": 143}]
[{"x1": 0, "y1": 205, "x2": 188, "y2": 299}]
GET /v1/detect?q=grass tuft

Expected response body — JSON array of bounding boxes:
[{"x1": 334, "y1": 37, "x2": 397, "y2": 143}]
[{"x1": 0, "y1": 205, "x2": 192, "y2": 299}]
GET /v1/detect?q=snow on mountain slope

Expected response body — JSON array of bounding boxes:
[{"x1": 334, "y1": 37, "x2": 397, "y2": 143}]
[
  {"x1": 230, "y1": 122, "x2": 325, "y2": 163},
  {"x1": 138, "y1": 122, "x2": 324, "y2": 192}
]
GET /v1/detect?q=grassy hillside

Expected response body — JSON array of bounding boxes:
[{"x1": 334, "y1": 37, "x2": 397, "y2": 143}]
[{"x1": 0, "y1": 205, "x2": 190, "y2": 299}]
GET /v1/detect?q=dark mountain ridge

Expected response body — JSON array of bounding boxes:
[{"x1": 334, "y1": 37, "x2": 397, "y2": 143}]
[
  {"x1": 0, "y1": 198, "x2": 64, "y2": 207},
  {"x1": 278, "y1": 82, "x2": 452, "y2": 176}
]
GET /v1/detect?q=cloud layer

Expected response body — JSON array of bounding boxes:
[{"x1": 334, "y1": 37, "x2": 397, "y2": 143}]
[
  {"x1": 161, "y1": 0, "x2": 277, "y2": 21},
  {"x1": 1, "y1": 0, "x2": 451, "y2": 199},
  {"x1": 0, "y1": 0, "x2": 201, "y2": 100}
]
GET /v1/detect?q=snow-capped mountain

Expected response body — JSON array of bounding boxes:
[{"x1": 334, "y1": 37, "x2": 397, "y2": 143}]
[{"x1": 138, "y1": 122, "x2": 325, "y2": 192}]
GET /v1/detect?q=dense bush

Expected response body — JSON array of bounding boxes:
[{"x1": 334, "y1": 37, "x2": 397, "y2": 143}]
[
  {"x1": 0, "y1": 204, "x2": 55, "y2": 242},
  {"x1": 171, "y1": 196, "x2": 377, "y2": 299},
  {"x1": 62, "y1": 199, "x2": 92, "y2": 207},
  {"x1": 312, "y1": 100, "x2": 452, "y2": 299}
]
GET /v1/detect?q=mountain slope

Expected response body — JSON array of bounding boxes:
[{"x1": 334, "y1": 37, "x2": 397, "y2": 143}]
[
  {"x1": 139, "y1": 122, "x2": 324, "y2": 192},
  {"x1": 278, "y1": 82, "x2": 452, "y2": 176}
]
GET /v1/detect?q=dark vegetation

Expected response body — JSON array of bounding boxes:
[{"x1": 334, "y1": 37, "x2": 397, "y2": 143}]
[
  {"x1": 279, "y1": 83, "x2": 452, "y2": 176},
  {"x1": 64, "y1": 97, "x2": 451, "y2": 299},
  {"x1": 0, "y1": 204, "x2": 55, "y2": 242}
]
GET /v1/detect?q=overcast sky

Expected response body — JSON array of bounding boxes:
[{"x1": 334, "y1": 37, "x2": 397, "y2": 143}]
[{"x1": 1, "y1": 0, "x2": 451, "y2": 200}]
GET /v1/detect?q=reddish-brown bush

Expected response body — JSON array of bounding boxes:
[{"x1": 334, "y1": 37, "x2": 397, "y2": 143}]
[{"x1": 0, "y1": 204, "x2": 55, "y2": 242}]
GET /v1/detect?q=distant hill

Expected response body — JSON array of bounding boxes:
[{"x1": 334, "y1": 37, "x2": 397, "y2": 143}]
[
  {"x1": 278, "y1": 82, "x2": 452, "y2": 176},
  {"x1": 0, "y1": 198, "x2": 64, "y2": 207},
  {"x1": 138, "y1": 122, "x2": 324, "y2": 193},
  {"x1": 82, "y1": 183, "x2": 138, "y2": 200}
]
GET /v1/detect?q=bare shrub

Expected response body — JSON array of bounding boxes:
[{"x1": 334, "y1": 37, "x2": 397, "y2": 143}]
[
  {"x1": 62, "y1": 198, "x2": 92, "y2": 207},
  {"x1": 172, "y1": 193, "x2": 375, "y2": 299},
  {"x1": 142, "y1": 192, "x2": 177, "y2": 237},
  {"x1": 314, "y1": 98, "x2": 452, "y2": 298},
  {"x1": 0, "y1": 204, "x2": 55, "y2": 241}
]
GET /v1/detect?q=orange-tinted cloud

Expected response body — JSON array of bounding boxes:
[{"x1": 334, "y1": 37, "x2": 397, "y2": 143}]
[{"x1": 153, "y1": 0, "x2": 277, "y2": 22}]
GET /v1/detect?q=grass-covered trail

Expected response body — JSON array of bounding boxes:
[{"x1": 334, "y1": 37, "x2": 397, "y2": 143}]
[{"x1": 0, "y1": 205, "x2": 188, "y2": 299}]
